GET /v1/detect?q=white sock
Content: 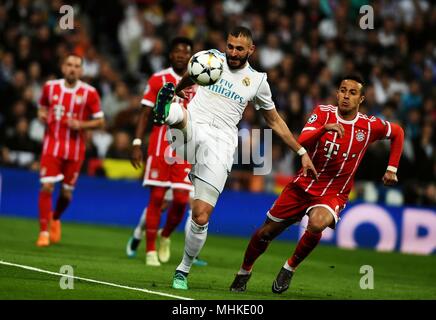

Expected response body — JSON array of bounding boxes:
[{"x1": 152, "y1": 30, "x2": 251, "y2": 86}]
[
  {"x1": 283, "y1": 260, "x2": 295, "y2": 272},
  {"x1": 133, "y1": 207, "x2": 147, "y2": 240},
  {"x1": 176, "y1": 219, "x2": 208, "y2": 274},
  {"x1": 166, "y1": 102, "x2": 184, "y2": 126},
  {"x1": 237, "y1": 268, "x2": 251, "y2": 275},
  {"x1": 184, "y1": 209, "x2": 192, "y2": 236}
]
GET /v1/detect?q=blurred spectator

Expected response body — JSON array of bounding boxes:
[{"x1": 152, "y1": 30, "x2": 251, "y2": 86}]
[
  {"x1": 106, "y1": 130, "x2": 131, "y2": 160},
  {"x1": 102, "y1": 80, "x2": 130, "y2": 126},
  {"x1": 1, "y1": 117, "x2": 39, "y2": 170}
]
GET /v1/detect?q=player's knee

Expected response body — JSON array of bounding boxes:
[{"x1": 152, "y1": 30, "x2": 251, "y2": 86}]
[
  {"x1": 307, "y1": 212, "x2": 330, "y2": 233},
  {"x1": 192, "y1": 212, "x2": 209, "y2": 226},
  {"x1": 258, "y1": 223, "x2": 282, "y2": 241},
  {"x1": 191, "y1": 205, "x2": 211, "y2": 226},
  {"x1": 61, "y1": 187, "x2": 73, "y2": 200},
  {"x1": 41, "y1": 183, "x2": 54, "y2": 193},
  {"x1": 149, "y1": 188, "x2": 166, "y2": 208}
]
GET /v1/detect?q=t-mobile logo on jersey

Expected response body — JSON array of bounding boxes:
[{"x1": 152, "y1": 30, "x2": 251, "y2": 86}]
[{"x1": 324, "y1": 140, "x2": 340, "y2": 159}]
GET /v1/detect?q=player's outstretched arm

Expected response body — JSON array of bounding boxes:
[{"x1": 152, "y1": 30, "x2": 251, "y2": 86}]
[
  {"x1": 175, "y1": 72, "x2": 195, "y2": 99},
  {"x1": 261, "y1": 108, "x2": 318, "y2": 179},
  {"x1": 382, "y1": 122, "x2": 404, "y2": 186},
  {"x1": 130, "y1": 107, "x2": 152, "y2": 169}
]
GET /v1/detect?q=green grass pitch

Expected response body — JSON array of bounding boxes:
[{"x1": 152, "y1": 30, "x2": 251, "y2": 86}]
[{"x1": 0, "y1": 215, "x2": 435, "y2": 300}]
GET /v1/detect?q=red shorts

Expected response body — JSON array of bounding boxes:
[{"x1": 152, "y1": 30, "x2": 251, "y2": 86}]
[
  {"x1": 268, "y1": 183, "x2": 347, "y2": 226},
  {"x1": 142, "y1": 155, "x2": 193, "y2": 191},
  {"x1": 39, "y1": 154, "x2": 83, "y2": 189}
]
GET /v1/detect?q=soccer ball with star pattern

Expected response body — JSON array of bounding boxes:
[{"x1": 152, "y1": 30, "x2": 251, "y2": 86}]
[{"x1": 187, "y1": 50, "x2": 223, "y2": 86}]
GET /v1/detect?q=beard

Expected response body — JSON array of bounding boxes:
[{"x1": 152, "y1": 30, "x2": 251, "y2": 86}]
[
  {"x1": 226, "y1": 53, "x2": 249, "y2": 69},
  {"x1": 65, "y1": 73, "x2": 78, "y2": 85}
]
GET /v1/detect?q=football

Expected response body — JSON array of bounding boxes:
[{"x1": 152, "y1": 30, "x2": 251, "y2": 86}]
[{"x1": 187, "y1": 50, "x2": 224, "y2": 86}]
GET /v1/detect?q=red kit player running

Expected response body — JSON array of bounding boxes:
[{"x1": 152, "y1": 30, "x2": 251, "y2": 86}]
[
  {"x1": 36, "y1": 54, "x2": 105, "y2": 247},
  {"x1": 230, "y1": 75, "x2": 404, "y2": 293},
  {"x1": 128, "y1": 37, "x2": 204, "y2": 266}
]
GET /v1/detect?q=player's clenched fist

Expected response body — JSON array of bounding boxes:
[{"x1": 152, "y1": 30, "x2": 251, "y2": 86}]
[
  {"x1": 130, "y1": 146, "x2": 143, "y2": 169},
  {"x1": 382, "y1": 170, "x2": 398, "y2": 186}
]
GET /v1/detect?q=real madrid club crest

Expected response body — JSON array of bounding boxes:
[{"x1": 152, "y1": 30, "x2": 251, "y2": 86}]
[
  {"x1": 355, "y1": 129, "x2": 366, "y2": 142},
  {"x1": 242, "y1": 77, "x2": 250, "y2": 87}
]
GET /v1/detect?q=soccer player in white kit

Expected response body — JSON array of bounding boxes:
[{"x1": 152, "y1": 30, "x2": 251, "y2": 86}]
[{"x1": 153, "y1": 26, "x2": 318, "y2": 290}]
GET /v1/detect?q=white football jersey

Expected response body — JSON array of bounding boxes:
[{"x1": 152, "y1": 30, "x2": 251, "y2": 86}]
[{"x1": 188, "y1": 49, "x2": 275, "y2": 137}]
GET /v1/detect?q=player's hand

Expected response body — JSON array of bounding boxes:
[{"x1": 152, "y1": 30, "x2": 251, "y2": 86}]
[
  {"x1": 38, "y1": 107, "x2": 48, "y2": 123},
  {"x1": 176, "y1": 89, "x2": 187, "y2": 100},
  {"x1": 67, "y1": 119, "x2": 82, "y2": 130},
  {"x1": 301, "y1": 153, "x2": 318, "y2": 180},
  {"x1": 382, "y1": 170, "x2": 398, "y2": 186},
  {"x1": 324, "y1": 123, "x2": 345, "y2": 138},
  {"x1": 130, "y1": 146, "x2": 143, "y2": 169}
]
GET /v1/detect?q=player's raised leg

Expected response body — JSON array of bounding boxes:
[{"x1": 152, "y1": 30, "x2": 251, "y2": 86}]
[
  {"x1": 153, "y1": 83, "x2": 187, "y2": 130},
  {"x1": 272, "y1": 207, "x2": 332, "y2": 294},
  {"x1": 230, "y1": 218, "x2": 290, "y2": 292}
]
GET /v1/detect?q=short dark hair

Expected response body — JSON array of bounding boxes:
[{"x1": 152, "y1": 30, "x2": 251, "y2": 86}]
[
  {"x1": 228, "y1": 26, "x2": 253, "y2": 42},
  {"x1": 169, "y1": 37, "x2": 193, "y2": 52},
  {"x1": 340, "y1": 74, "x2": 365, "y2": 94}
]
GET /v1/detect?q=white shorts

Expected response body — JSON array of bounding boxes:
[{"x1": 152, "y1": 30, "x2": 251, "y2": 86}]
[{"x1": 168, "y1": 109, "x2": 236, "y2": 193}]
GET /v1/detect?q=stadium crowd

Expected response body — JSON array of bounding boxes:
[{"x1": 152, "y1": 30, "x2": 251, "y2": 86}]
[{"x1": 0, "y1": 0, "x2": 435, "y2": 205}]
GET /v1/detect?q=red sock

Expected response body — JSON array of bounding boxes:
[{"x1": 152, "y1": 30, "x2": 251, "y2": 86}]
[
  {"x1": 241, "y1": 229, "x2": 271, "y2": 272},
  {"x1": 53, "y1": 195, "x2": 71, "y2": 220},
  {"x1": 145, "y1": 187, "x2": 167, "y2": 252},
  {"x1": 38, "y1": 190, "x2": 52, "y2": 232},
  {"x1": 288, "y1": 230, "x2": 322, "y2": 269},
  {"x1": 161, "y1": 190, "x2": 189, "y2": 238}
]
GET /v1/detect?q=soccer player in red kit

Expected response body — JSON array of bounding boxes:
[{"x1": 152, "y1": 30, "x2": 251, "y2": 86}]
[
  {"x1": 128, "y1": 37, "x2": 201, "y2": 266},
  {"x1": 36, "y1": 54, "x2": 105, "y2": 247},
  {"x1": 230, "y1": 75, "x2": 404, "y2": 293}
]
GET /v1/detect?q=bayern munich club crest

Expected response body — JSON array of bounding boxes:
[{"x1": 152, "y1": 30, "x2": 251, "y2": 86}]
[{"x1": 355, "y1": 129, "x2": 366, "y2": 142}]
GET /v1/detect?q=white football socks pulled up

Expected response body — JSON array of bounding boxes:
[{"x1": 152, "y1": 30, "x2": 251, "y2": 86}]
[
  {"x1": 166, "y1": 102, "x2": 184, "y2": 126},
  {"x1": 176, "y1": 218, "x2": 208, "y2": 274},
  {"x1": 133, "y1": 207, "x2": 147, "y2": 240},
  {"x1": 184, "y1": 209, "x2": 192, "y2": 236}
]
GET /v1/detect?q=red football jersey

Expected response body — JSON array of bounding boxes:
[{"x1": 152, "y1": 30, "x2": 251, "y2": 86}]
[
  {"x1": 294, "y1": 105, "x2": 394, "y2": 199},
  {"x1": 141, "y1": 67, "x2": 196, "y2": 158},
  {"x1": 39, "y1": 79, "x2": 103, "y2": 161}
]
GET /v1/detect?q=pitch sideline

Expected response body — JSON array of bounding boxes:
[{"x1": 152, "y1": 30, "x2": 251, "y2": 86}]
[{"x1": 0, "y1": 260, "x2": 193, "y2": 300}]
